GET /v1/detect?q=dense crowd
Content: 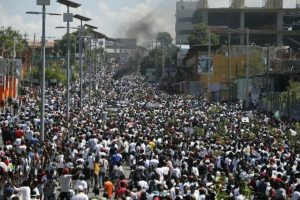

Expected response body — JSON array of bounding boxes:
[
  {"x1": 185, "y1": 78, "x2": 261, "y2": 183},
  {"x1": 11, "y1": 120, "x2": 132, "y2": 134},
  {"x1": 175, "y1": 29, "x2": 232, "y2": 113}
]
[{"x1": 0, "y1": 72, "x2": 300, "y2": 200}]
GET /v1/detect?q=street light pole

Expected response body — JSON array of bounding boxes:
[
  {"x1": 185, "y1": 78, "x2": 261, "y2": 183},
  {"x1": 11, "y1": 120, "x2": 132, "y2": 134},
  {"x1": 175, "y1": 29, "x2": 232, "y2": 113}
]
[
  {"x1": 12, "y1": 37, "x2": 17, "y2": 100},
  {"x1": 208, "y1": 30, "x2": 211, "y2": 102},
  {"x1": 79, "y1": 26, "x2": 83, "y2": 107},
  {"x1": 66, "y1": 6, "x2": 71, "y2": 122},
  {"x1": 89, "y1": 37, "x2": 92, "y2": 102},
  {"x1": 246, "y1": 28, "x2": 250, "y2": 106},
  {"x1": 30, "y1": 33, "x2": 36, "y2": 89},
  {"x1": 40, "y1": 3, "x2": 46, "y2": 142},
  {"x1": 26, "y1": 0, "x2": 61, "y2": 142},
  {"x1": 57, "y1": 0, "x2": 81, "y2": 123},
  {"x1": 94, "y1": 40, "x2": 98, "y2": 89},
  {"x1": 228, "y1": 28, "x2": 231, "y2": 104},
  {"x1": 74, "y1": 14, "x2": 91, "y2": 108}
]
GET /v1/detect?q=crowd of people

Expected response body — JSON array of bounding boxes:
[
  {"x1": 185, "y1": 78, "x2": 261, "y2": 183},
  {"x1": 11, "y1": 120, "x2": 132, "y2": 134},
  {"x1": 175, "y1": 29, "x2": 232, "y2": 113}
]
[{"x1": 0, "y1": 72, "x2": 300, "y2": 200}]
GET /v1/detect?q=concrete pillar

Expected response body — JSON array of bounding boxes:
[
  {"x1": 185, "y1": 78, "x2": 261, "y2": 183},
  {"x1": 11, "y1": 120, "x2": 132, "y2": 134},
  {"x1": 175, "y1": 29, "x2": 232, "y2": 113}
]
[
  {"x1": 200, "y1": 0, "x2": 208, "y2": 8},
  {"x1": 231, "y1": 0, "x2": 245, "y2": 8},
  {"x1": 240, "y1": 11, "x2": 245, "y2": 45},
  {"x1": 277, "y1": 10, "x2": 283, "y2": 46},
  {"x1": 276, "y1": 0, "x2": 283, "y2": 8},
  {"x1": 266, "y1": 0, "x2": 283, "y2": 9}
]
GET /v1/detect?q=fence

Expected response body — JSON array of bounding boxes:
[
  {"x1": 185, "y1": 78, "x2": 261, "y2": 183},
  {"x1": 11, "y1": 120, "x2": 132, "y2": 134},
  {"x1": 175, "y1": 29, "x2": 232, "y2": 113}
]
[{"x1": 259, "y1": 92, "x2": 300, "y2": 120}]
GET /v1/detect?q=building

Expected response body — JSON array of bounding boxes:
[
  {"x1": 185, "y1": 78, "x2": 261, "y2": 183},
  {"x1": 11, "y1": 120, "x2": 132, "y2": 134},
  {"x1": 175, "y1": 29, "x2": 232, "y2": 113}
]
[
  {"x1": 105, "y1": 38, "x2": 137, "y2": 68},
  {"x1": 176, "y1": 0, "x2": 300, "y2": 49},
  {"x1": 182, "y1": 45, "x2": 266, "y2": 101}
]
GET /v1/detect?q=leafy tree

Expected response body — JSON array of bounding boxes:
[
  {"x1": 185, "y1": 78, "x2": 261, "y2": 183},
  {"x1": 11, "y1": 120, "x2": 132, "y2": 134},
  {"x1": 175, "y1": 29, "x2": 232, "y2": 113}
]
[
  {"x1": 46, "y1": 64, "x2": 67, "y2": 85},
  {"x1": 140, "y1": 32, "x2": 179, "y2": 80},
  {"x1": 55, "y1": 30, "x2": 78, "y2": 62},
  {"x1": 32, "y1": 63, "x2": 71, "y2": 85},
  {"x1": 156, "y1": 32, "x2": 172, "y2": 47},
  {"x1": 0, "y1": 26, "x2": 24, "y2": 55},
  {"x1": 140, "y1": 54, "x2": 155, "y2": 75},
  {"x1": 141, "y1": 45, "x2": 179, "y2": 78},
  {"x1": 187, "y1": 23, "x2": 219, "y2": 46}
]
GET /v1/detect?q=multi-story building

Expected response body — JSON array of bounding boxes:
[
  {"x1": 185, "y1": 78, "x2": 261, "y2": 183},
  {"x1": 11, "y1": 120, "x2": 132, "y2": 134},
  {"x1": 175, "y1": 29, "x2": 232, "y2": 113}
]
[
  {"x1": 105, "y1": 38, "x2": 137, "y2": 67},
  {"x1": 176, "y1": 0, "x2": 300, "y2": 49}
]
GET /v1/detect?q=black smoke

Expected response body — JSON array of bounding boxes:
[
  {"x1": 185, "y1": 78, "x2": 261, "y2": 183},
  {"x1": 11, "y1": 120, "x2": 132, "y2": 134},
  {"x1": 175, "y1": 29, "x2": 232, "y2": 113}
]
[{"x1": 125, "y1": 13, "x2": 157, "y2": 44}]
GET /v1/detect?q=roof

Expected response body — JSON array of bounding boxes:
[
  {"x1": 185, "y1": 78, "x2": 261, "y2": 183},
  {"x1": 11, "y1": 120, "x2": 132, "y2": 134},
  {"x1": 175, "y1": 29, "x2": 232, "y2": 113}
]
[
  {"x1": 191, "y1": 7, "x2": 300, "y2": 13},
  {"x1": 56, "y1": 0, "x2": 81, "y2": 8},
  {"x1": 188, "y1": 44, "x2": 222, "y2": 53},
  {"x1": 90, "y1": 30, "x2": 109, "y2": 39}
]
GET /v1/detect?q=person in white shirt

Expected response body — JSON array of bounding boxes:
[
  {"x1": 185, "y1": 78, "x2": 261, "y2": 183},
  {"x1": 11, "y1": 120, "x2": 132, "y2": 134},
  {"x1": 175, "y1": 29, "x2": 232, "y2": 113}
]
[
  {"x1": 292, "y1": 185, "x2": 300, "y2": 200},
  {"x1": 75, "y1": 175, "x2": 88, "y2": 194},
  {"x1": 71, "y1": 185, "x2": 88, "y2": 200},
  {"x1": 59, "y1": 168, "x2": 81, "y2": 200},
  {"x1": 13, "y1": 181, "x2": 31, "y2": 200}
]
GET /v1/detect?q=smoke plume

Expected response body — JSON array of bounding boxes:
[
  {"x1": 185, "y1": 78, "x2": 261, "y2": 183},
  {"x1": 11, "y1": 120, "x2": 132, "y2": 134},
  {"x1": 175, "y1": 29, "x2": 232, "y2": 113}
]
[{"x1": 125, "y1": 13, "x2": 157, "y2": 44}]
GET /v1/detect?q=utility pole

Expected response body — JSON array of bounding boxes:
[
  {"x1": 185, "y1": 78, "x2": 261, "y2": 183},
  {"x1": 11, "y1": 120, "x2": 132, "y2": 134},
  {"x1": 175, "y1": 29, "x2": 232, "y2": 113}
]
[
  {"x1": 246, "y1": 28, "x2": 250, "y2": 106},
  {"x1": 66, "y1": 5, "x2": 71, "y2": 122},
  {"x1": 10, "y1": 37, "x2": 17, "y2": 116},
  {"x1": 162, "y1": 47, "x2": 165, "y2": 79},
  {"x1": 154, "y1": 41, "x2": 158, "y2": 82},
  {"x1": 228, "y1": 28, "x2": 231, "y2": 103},
  {"x1": 89, "y1": 37, "x2": 92, "y2": 104},
  {"x1": 267, "y1": 44, "x2": 270, "y2": 112},
  {"x1": 41, "y1": 4, "x2": 46, "y2": 142},
  {"x1": 208, "y1": 29, "x2": 211, "y2": 102},
  {"x1": 79, "y1": 26, "x2": 83, "y2": 107},
  {"x1": 74, "y1": 15, "x2": 91, "y2": 108},
  {"x1": 30, "y1": 33, "x2": 36, "y2": 89},
  {"x1": 94, "y1": 40, "x2": 98, "y2": 88}
]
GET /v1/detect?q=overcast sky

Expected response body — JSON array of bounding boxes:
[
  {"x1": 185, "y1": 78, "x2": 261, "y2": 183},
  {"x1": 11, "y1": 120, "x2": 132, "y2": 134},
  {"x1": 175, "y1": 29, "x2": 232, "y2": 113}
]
[{"x1": 0, "y1": 0, "x2": 296, "y2": 42}]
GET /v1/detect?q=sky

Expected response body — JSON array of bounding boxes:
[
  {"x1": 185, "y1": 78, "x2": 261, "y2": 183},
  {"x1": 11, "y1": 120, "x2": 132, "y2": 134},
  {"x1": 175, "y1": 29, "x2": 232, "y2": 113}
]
[{"x1": 0, "y1": 0, "x2": 297, "y2": 43}]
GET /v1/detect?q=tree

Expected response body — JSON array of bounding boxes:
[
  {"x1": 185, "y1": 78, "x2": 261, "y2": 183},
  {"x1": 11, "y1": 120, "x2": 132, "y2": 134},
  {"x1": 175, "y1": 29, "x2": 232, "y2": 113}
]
[
  {"x1": 55, "y1": 30, "x2": 78, "y2": 63},
  {"x1": 0, "y1": 26, "x2": 24, "y2": 55},
  {"x1": 156, "y1": 32, "x2": 172, "y2": 47},
  {"x1": 32, "y1": 63, "x2": 72, "y2": 85},
  {"x1": 187, "y1": 23, "x2": 219, "y2": 46},
  {"x1": 140, "y1": 32, "x2": 179, "y2": 81},
  {"x1": 46, "y1": 64, "x2": 67, "y2": 85}
]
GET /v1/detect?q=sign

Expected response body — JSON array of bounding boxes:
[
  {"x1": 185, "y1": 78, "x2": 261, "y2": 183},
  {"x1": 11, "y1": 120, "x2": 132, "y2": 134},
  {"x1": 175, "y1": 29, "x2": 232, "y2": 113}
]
[
  {"x1": 15, "y1": 59, "x2": 22, "y2": 78},
  {"x1": 184, "y1": 127, "x2": 194, "y2": 134},
  {"x1": 63, "y1": 13, "x2": 73, "y2": 22},
  {"x1": 274, "y1": 111, "x2": 280, "y2": 121},
  {"x1": 241, "y1": 117, "x2": 249, "y2": 123},
  {"x1": 0, "y1": 73, "x2": 4, "y2": 86},
  {"x1": 198, "y1": 56, "x2": 212, "y2": 74},
  {"x1": 50, "y1": 79, "x2": 57, "y2": 83},
  {"x1": 0, "y1": 59, "x2": 7, "y2": 74}
]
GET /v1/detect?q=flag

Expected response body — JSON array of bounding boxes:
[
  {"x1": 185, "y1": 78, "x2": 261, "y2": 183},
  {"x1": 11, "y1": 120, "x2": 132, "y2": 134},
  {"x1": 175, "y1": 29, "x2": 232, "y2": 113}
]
[{"x1": 274, "y1": 111, "x2": 280, "y2": 121}]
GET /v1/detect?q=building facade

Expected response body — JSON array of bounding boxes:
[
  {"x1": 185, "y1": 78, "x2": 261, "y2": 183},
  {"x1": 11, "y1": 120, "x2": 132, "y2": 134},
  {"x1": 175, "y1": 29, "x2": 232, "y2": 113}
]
[{"x1": 176, "y1": 0, "x2": 300, "y2": 49}]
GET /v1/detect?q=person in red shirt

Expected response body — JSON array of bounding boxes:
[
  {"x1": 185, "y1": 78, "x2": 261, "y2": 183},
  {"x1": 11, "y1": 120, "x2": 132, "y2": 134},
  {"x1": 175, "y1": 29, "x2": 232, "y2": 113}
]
[
  {"x1": 15, "y1": 126, "x2": 24, "y2": 139},
  {"x1": 115, "y1": 181, "x2": 127, "y2": 198}
]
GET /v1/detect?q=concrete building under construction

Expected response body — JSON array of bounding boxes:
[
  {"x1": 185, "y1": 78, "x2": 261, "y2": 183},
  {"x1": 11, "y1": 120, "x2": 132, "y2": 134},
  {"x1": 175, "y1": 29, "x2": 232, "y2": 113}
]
[{"x1": 176, "y1": 0, "x2": 300, "y2": 49}]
